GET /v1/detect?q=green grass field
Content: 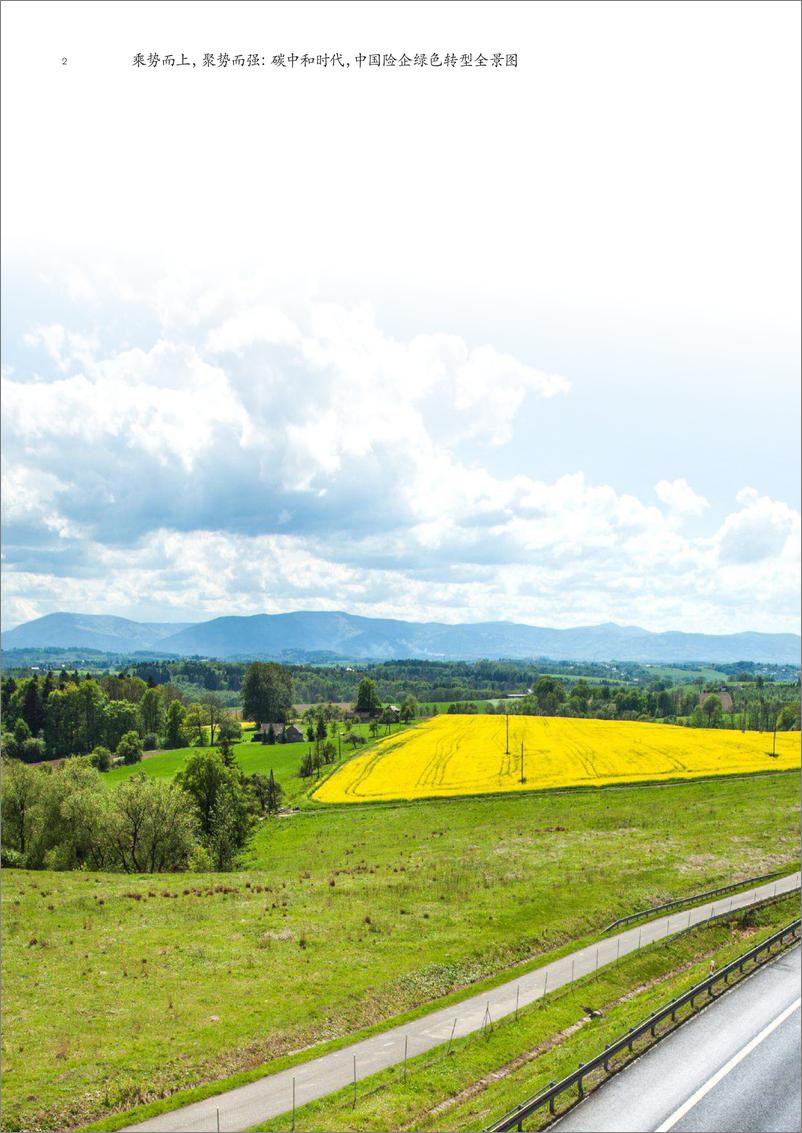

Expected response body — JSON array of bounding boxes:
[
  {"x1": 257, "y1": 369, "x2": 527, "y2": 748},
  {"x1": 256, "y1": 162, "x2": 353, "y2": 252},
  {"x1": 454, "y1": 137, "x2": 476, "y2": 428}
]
[
  {"x1": 1, "y1": 771, "x2": 797, "y2": 1132},
  {"x1": 102, "y1": 724, "x2": 379, "y2": 806},
  {"x1": 641, "y1": 665, "x2": 729, "y2": 684}
]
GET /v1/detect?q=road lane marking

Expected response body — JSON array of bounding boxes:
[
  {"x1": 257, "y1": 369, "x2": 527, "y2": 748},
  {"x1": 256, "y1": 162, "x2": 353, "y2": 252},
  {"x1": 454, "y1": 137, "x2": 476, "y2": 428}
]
[{"x1": 655, "y1": 997, "x2": 801, "y2": 1132}]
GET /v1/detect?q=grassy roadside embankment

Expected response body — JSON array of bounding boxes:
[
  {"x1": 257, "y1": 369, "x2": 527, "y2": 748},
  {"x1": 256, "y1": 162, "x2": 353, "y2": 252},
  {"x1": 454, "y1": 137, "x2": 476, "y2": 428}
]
[{"x1": 250, "y1": 897, "x2": 799, "y2": 1132}]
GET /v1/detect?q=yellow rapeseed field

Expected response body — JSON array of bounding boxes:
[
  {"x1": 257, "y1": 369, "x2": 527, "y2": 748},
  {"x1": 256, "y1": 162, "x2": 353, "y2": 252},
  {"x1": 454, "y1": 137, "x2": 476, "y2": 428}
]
[{"x1": 315, "y1": 714, "x2": 800, "y2": 803}]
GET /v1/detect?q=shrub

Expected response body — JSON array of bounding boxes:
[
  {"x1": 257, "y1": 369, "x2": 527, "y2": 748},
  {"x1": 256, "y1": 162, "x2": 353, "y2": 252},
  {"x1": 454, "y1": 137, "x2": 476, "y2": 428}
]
[
  {"x1": 217, "y1": 716, "x2": 242, "y2": 743},
  {"x1": 187, "y1": 844, "x2": 213, "y2": 873},
  {"x1": 0, "y1": 846, "x2": 25, "y2": 868},
  {"x1": 116, "y1": 731, "x2": 143, "y2": 765},
  {"x1": 18, "y1": 737, "x2": 47, "y2": 763},
  {"x1": 89, "y1": 746, "x2": 112, "y2": 772},
  {"x1": 142, "y1": 732, "x2": 160, "y2": 752}
]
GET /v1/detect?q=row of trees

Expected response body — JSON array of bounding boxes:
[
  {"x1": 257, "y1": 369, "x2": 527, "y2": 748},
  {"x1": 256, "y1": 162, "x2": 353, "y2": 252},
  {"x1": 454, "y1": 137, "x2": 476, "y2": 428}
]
[
  {"x1": 1, "y1": 744, "x2": 284, "y2": 873},
  {"x1": 1, "y1": 672, "x2": 244, "y2": 763},
  {"x1": 479, "y1": 676, "x2": 800, "y2": 729}
]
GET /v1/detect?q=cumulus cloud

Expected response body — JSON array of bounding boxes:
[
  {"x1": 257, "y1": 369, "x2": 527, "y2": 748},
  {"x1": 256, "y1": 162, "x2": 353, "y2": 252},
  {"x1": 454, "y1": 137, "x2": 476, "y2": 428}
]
[
  {"x1": 715, "y1": 488, "x2": 800, "y2": 566},
  {"x1": 2, "y1": 276, "x2": 799, "y2": 634},
  {"x1": 655, "y1": 478, "x2": 709, "y2": 517}
]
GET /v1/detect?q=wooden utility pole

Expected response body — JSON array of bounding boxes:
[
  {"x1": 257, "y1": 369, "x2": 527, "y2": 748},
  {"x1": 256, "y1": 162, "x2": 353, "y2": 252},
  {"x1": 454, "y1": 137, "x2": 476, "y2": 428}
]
[
  {"x1": 505, "y1": 709, "x2": 510, "y2": 755},
  {"x1": 520, "y1": 740, "x2": 525, "y2": 783}
]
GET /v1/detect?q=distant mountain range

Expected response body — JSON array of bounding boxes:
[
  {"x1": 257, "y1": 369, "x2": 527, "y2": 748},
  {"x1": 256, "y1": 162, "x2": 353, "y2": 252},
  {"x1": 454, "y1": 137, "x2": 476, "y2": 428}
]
[{"x1": 1, "y1": 610, "x2": 799, "y2": 664}]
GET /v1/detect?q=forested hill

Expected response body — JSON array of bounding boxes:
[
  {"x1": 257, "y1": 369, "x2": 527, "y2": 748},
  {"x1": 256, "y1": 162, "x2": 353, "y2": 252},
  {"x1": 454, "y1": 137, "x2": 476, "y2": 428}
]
[{"x1": 2, "y1": 610, "x2": 799, "y2": 664}]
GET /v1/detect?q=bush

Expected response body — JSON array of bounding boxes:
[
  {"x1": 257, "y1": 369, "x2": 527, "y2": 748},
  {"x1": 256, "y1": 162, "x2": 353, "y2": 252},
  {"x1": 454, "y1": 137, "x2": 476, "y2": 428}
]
[
  {"x1": 142, "y1": 732, "x2": 160, "y2": 751},
  {"x1": 89, "y1": 745, "x2": 112, "y2": 772},
  {"x1": 217, "y1": 716, "x2": 242, "y2": 743},
  {"x1": 18, "y1": 737, "x2": 46, "y2": 763},
  {"x1": 0, "y1": 846, "x2": 25, "y2": 868},
  {"x1": 187, "y1": 844, "x2": 213, "y2": 872},
  {"x1": 116, "y1": 731, "x2": 143, "y2": 765}
]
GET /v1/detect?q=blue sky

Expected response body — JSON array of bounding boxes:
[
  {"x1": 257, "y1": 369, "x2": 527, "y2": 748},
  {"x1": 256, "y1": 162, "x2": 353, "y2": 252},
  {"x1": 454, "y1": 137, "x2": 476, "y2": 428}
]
[{"x1": 1, "y1": 1, "x2": 800, "y2": 634}]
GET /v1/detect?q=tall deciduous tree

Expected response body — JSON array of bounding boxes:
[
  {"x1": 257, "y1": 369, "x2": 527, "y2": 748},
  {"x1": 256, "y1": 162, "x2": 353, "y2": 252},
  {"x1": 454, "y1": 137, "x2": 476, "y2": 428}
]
[
  {"x1": 355, "y1": 678, "x2": 381, "y2": 716},
  {"x1": 241, "y1": 662, "x2": 294, "y2": 724},
  {"x1": 200, "y1": 691, "x2": 225, "y2": 745},
  {"x1": 164, "y1": 699, "x2": 187, "y2": 748},
  {"x1": 139, "y1": 687, "x2": 164, "y2": 738}
]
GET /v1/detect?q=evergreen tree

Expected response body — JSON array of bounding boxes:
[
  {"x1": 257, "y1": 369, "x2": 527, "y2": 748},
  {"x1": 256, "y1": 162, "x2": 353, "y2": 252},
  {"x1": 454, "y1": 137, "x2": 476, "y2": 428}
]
[
  {"x1": 217, "y1": 734, "x2": 236, "y2": 767},
  {"x1": 21, "y1": 678, "x2": 45, "y2": 735},
  {"x1": 41, "y1": 671, "x2": 55, "y2": 703},
  {"x1": 265, "y1": 768, "x2": 283, "y2": 813}
]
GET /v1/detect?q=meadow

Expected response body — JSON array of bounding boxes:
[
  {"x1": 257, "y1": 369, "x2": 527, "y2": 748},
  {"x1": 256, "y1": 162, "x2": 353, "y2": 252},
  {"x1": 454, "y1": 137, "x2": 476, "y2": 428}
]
[
  {"x1": 1, "y1": 772, "x2": 798, "y2": 1132},
  {"x1": 314, "y1": 715, "x2": 801, "y2": 803},
  {"x1": 103, "y1": 724, "x2": 377, "y2": 806}
]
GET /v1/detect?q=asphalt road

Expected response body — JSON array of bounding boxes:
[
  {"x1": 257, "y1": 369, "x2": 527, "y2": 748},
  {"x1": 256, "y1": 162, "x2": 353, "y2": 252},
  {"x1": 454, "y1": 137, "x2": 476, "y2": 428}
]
[
  {"x1": 125, "y1": 872, "x2": 800, "y2": 1132},
  {"x1": 551, "y1": 945, "x2": 801, "y2": 1133}
]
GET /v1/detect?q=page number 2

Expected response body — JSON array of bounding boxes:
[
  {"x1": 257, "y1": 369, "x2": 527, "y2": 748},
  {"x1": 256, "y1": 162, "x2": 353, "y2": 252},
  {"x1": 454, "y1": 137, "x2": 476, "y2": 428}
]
[{"x1": 62, "y1": 57, "x2": 68, "y2": 65}]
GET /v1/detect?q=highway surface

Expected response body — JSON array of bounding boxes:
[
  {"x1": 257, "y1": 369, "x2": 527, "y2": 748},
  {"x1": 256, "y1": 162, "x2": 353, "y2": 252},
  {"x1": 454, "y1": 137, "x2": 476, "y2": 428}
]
[
  {"x1": 551, "y1": 945, "x2": 801, "y2": 1132},
  {"x1": 125, "y1": 872, "x2": 800, "y2": 1132}
]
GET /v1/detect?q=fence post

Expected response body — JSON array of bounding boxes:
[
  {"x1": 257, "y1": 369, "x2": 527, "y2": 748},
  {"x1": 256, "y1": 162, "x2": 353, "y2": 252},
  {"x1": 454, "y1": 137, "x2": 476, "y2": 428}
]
[
  {"x1": 578, "y1": 1064, "x2": 585, "y2": 1096},
  {"x1": 549, "y1": 1084, "x2": 557, "y2": 1114},
  {"x1": 216, "y1": 1108, "x2": 220, "y2": 1133},
  {"x1": 447, "y1": 1016, "x2": 457, "y2": 1054},
  {"x1": 515, "y1": 984, "x2": 520, "y2": 1020},
  {"x1": 353, "y1": 1055, "x2": 357, "y2": 1108},
  {"x1": 404, "y1": 1035, "x2": 408, "y2": 1082},
  {"x1": 291, "y1": 1078, "x2": 296, "y2": 1132}
]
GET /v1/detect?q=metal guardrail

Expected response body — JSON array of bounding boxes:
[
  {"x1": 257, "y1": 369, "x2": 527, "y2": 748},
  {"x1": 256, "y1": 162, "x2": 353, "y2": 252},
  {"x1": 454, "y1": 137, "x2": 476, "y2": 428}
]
[
  {"x1": 601, "y1": 869, "x2": 789, "y2": 933},
  {"x1": 485, "y1": 918, "x2": 801, "y2": 1132}
]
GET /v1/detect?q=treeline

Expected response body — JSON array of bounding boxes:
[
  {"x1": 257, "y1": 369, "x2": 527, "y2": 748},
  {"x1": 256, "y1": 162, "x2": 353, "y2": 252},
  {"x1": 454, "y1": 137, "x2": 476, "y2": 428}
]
[
  {"x1": 120, "y1": 658, "x2": 656, "y2": 706},
  {"x1": 0, "y1": 671, "x2": 243, "y2": 764},
  {"x1": 1, "y1": 747, "x2": 283, "y2": 873},
  {"x1": 457, "y1": 676, "x2": 800, "y2": 728}
]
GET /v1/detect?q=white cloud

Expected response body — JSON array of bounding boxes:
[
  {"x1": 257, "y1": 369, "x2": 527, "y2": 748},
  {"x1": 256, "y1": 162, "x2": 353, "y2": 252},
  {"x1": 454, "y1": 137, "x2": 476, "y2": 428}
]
[
  {"x1": 1, "y1": 280, "x2": 799, "y2": 635},
  {"x1": 655, "y1": 478, "x2": 709, "y2": 517},
  {"x1": 715, "y1": 487, "x2": 800, "y2": 566},
  {"x1": 23, "y1": 324, "x2": 98, "y2": 373}
]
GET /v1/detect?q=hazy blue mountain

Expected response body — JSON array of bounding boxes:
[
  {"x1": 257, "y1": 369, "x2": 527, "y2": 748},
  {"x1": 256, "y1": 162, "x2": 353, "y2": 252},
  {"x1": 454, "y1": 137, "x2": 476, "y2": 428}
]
[
  {"x1": 0, "y1": 612, "x2": 194, "y2": 654},
  {"x1": 3, "y1": 609, "x2": 798, "y2": 663}
]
